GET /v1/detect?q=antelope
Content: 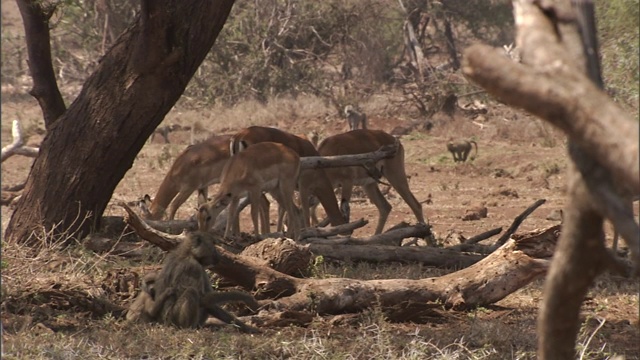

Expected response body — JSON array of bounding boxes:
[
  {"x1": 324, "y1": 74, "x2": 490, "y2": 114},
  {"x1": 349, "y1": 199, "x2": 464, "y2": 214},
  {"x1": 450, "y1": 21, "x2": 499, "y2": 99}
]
[
  {"x1": 230, "y1": 126, "x2": 347, "y2": 230},
  {"x1": 139, "y1": 134, "x2": 268, "y2": 231},
  {"x1": 198, "y1": 142, "x2": 302, "y2": 240},
  {"x1": 140, "y1": 134, "x2": 232, "y2": 220},
  {"x1": 315, "y1": 129, "x2": 426, "y2": 234}
]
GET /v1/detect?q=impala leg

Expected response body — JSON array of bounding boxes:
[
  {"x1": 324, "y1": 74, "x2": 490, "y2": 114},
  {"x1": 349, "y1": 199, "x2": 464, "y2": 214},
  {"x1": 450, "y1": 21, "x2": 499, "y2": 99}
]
[{"x1": 362, "y1": 183, "x2": 391, "y2": 235}]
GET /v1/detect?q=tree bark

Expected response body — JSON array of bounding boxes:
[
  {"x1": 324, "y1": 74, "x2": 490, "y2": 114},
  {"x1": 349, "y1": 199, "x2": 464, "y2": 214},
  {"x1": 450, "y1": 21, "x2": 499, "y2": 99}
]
[
  {"x1": 16, "y1": 0, "x2": 66, "y2": 128},
  {"x1": 6, "y1": 0, "x2": 236, "y2": 247},
  {"x1": 462, "y1": 1, "x2": 639, "y2": 358}
]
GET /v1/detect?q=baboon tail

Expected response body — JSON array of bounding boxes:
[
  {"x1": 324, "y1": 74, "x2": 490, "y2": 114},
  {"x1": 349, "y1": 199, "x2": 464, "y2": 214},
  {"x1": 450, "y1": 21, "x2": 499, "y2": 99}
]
[
  {"x1": 470, "y1": 140, "x2": 478, "y2": 159},
  {"x1": 203, "y1": 291, "x2": 260, "y2": 311}
]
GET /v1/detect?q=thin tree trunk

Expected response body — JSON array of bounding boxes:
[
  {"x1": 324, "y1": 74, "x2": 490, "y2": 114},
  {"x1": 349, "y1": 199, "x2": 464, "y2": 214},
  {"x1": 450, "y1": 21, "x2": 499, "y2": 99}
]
[
  {"x1": 16, "y1": 0, "x2": 66, "y2": 127},
  {"x1": 5, "y1": 0, "x2": 236, "y2": 247}
]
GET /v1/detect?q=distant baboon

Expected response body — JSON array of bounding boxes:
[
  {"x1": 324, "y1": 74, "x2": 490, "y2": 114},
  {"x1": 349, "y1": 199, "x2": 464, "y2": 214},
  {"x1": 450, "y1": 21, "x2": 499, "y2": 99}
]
[
  {"x1": 151, "y1": 124, "x2": 183, "y2": 143},
  {"x1": 152, "y1": 232, "x2": 260, "y2": 333},
  {"x1": 344, "y1": 105, "x2": 367, "y2": 131},
  {"x1": 307, "y1": 130, "x2": 320, "y2": 149},
  {"x1": 446, "y1": 140, "x2": 478, "y2": 162}
]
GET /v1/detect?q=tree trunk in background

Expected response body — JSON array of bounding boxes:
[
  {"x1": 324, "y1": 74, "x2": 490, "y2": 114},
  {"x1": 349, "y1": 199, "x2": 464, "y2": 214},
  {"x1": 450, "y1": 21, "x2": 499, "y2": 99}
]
[{"x1": 5, "y1": 0, "x2": 236, "y2": 247}]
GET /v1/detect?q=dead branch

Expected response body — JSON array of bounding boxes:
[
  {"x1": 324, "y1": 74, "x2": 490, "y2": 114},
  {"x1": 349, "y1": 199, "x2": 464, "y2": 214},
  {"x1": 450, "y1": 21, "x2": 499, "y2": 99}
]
[
  {"x1": 464, "y1": 226, "x2": 503, "y2": 244},
  {"x1": 492, "y1": 199, "x2": 546, "y2": 248},
  {"x1": 346, "y1": 222, "x2": 431, "y2": 246},
  {"x1": 120, "y1": 203, "x2": 185, "y2": 251},
  {"x1": 299, "y1": 142, "x2": 398, "y2": 170},
  {"x1": 1, "y1": 120, "x2": 40, "y2": 162},
  {"x1": 127, "y1": 201, "x2": 560, "y2": 312},
  {"x1": 462, "y1": 1, "x2": 639, "y2": 358},
  {"x1": 299, "y1": 219, "x2": 368, "y2": 239}
]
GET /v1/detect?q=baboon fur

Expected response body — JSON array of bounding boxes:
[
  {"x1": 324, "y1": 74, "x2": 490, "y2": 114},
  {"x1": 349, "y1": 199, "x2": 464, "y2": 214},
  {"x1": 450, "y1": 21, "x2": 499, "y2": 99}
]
[
  {"x1": 447, "y1": 140, "x2": 478, "y2": 162},
  {"x1": 126, "y1": 272, "x2": 176, "y2": 323},
  {"x1": 152, "y1": 232, "x2": 261, "y2": 333}
]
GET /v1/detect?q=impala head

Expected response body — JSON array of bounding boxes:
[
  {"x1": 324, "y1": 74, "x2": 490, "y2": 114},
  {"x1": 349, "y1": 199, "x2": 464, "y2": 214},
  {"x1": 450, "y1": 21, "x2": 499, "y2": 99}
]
[
  {"x1": 197, "y1": 193, "x2": 233, "y2": 231},
  {"x1": 138, "y1": 194, "x2": 157, "y2": 219}
]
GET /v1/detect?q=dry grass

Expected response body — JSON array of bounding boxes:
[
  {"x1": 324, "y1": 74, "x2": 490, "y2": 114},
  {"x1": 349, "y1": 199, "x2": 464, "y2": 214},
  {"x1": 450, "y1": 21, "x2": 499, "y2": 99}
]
[{"x1": 2, "y1": 230, "x2": 637, "y2": 359}]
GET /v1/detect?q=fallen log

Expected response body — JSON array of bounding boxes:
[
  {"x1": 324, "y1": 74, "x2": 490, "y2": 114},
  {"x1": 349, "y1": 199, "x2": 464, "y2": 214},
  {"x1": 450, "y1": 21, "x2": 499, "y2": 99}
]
[
  {"x1": 124, "y1": 204, "x2": 561, "y2": 313},
  {"x1": 307, "y1": 243, "x2": 482, "y2": 268}
]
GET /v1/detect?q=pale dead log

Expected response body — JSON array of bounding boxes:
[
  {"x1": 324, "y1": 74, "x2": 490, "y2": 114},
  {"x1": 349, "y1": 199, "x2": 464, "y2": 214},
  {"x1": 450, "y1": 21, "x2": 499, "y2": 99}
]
[
  {"x1": 144, "y1": 218, "x2": 198, "y2": 234},
  {"x1": 299, "y1": 218, "x2": 368, "y2": 239},
  {"x1": 307, "y1": 243, "x2": 482, "y2": 268},
  {"x1": 299, "y1": 142, "x2": 398, "y2": 170},
  {"x1": 269, "y1": 225, "x2": 558, "y2": 313},
  {"x1": 120, "y1": 203, "x2": 188, "y2": 251},
  {"x1": 242, "y1": 238, "x2": 312, "y2": 277},
  {"x1": 1, "y1": 120, "x2": 40, "y2": 162}
]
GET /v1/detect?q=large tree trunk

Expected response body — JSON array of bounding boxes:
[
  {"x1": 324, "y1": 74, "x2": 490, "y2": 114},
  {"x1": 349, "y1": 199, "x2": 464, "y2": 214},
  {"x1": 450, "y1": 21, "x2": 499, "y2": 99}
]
[{"x1": 6, "y1": 0, "x2": 236, "y2": 247}]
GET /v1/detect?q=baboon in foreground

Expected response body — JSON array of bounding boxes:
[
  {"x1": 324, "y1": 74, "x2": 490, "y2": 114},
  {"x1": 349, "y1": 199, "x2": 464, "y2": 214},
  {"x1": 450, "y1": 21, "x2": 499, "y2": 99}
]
[
  {"x1": 446, "y1": 140, "x2": 478, "y2": 162},
  {"x1": 152, "y1": 232, "x2": 261, "y2": 333},
  {"x1": 125, "y1": 272, "x2": 176, "y2": 323},
  {"x1": 344, "y1": 105, "x2": 367, "y2": 131}
]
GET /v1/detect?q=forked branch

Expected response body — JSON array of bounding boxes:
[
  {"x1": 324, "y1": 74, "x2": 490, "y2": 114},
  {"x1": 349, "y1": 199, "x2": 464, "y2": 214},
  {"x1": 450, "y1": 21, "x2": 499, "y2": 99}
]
[{"x1": 1, "y1": 120, "x2": 40, "y2": 162}]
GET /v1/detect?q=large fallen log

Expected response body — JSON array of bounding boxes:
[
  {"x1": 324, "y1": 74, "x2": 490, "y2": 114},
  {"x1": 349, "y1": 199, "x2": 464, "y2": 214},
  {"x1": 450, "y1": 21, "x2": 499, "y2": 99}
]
[
  {"x1": 307, "y1": 243, "x2": 482, "y2": 268},
  {"x1": 124, "y1": 204, "x2": 560, "y2": 313}
]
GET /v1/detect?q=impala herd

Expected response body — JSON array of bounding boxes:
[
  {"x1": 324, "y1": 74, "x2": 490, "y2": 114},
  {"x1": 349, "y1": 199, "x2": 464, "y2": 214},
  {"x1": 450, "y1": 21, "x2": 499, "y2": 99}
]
[{"x1": 140, "y1": 110, "x2": 427, "y2": 240}]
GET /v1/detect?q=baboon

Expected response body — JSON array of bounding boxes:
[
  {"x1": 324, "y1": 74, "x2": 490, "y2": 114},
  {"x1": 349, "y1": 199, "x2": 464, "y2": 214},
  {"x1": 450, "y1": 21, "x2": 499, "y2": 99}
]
[
  {"x1": 150, "y1": 124, "x2": 183, "y2": 143},
  {"x1": 126, "y1": 272, "x2": 176, "y2": 323},
  {"x1": 344, "y1": 105, "x2": 367, "y2": 131},
  {"x1": 307, "y1": 130, "x2": 320, "y2": 149},
  {"x1": 152, "y1": 232, "x2": 261, "y2": 333},
  {"x1": 446, "y1": 140, "x2": 478, "y2": 162}
]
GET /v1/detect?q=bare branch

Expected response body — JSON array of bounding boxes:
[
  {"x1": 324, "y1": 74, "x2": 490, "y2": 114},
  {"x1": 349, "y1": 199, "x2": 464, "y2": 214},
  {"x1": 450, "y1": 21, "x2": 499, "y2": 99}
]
[
  {"x1": 299, "y1": 143, "x2": 398, "y2": 170},
  {"x1": 1, "y1": 120, "x2": 40, "y2": 162}
]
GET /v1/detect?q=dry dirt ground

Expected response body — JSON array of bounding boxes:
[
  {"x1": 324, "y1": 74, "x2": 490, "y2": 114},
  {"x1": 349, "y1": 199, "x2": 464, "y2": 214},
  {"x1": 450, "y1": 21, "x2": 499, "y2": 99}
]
[{"x1": 2, "y1": 93, "x2": 639, "y2": 358}]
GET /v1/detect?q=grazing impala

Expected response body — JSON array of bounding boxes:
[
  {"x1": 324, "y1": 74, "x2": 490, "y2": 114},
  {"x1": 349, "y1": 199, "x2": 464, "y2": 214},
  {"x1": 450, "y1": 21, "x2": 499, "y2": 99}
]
[
  {"x1": 316, "y1": 129, "x2": 426, "y2": 234},
  {"x1": 198, "y1": 142, "x2": 302, "y2": 240},
  {"x1": 140, "y1": 134, "x2": 232, "y2": 220},
  {"x1": 140, "y1": 134, "x2": 269, "y2": 230},
  {"x1": 230, "y1": 126, "x2": 347, "y2": 229}
]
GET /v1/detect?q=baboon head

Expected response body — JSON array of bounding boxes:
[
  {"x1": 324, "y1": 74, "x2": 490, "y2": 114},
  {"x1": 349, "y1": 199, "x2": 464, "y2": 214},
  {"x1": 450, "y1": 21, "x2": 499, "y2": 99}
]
[{"x1": 181, "y1": 232, "x2": 220, "y2": 267}]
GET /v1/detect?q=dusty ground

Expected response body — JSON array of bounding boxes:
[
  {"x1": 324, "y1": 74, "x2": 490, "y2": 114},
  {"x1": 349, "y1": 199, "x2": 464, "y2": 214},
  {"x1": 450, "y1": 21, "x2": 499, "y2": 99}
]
[{"x1": 2, "y1": 94, "x2": 639, "y2": 358}]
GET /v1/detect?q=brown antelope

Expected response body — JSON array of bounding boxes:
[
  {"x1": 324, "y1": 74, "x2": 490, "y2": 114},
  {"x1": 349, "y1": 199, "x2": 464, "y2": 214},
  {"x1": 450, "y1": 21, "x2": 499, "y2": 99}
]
[
  {"x1": 230, "y1": 126, "x2": 347, "y2": 229},
  {"x1": 198, "y1": 142, "x2": 302, "y2": 240},
  {"x1": 140, "y1": 134, "x2": 269, "y2": 232},
  {"x1": 315, "y1": 129, "x2": 426, "y2": 234},
  {"x1": 140, "y1": 135, "x2": 232, "y2": 220}
]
